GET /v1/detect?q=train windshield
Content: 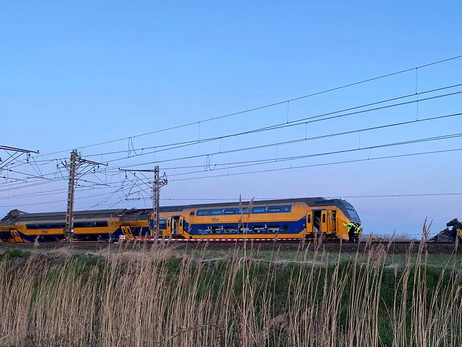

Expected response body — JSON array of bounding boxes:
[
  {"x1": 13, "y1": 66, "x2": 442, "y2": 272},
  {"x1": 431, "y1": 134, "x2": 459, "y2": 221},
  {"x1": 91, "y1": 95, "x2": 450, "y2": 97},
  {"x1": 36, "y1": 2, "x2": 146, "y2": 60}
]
[{"x1": 346, "y1": 208, "x2": 361, "y2": 224}]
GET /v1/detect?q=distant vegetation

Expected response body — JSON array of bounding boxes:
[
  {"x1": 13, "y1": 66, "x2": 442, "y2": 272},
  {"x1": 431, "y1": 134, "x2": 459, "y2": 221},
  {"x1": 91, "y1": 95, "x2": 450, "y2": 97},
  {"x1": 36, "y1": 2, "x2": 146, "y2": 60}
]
[{"x1": 0, "y1": 240, "x2": 461, "y2": 346}]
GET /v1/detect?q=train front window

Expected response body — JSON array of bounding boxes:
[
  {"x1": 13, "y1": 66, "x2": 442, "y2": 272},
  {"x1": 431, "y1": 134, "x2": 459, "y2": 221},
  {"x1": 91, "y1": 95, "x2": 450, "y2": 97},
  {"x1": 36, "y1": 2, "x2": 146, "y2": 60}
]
[{"x1": 346, "y1": 208, "x2": 361, "y2": 224}]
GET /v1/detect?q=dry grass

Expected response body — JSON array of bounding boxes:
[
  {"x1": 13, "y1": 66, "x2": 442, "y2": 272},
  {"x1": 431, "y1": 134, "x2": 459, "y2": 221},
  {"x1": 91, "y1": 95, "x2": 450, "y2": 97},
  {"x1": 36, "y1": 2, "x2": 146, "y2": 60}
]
[{"x1": 0, "y1": 224, "x2": 461, "y2": 346}]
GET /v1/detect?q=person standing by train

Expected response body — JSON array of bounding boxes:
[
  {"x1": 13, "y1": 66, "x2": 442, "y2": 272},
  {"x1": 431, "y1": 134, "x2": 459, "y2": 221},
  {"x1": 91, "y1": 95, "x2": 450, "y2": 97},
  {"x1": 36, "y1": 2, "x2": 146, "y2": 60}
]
[{"x1": 344, "y1": 222, "x2": 361, "y2": 241}]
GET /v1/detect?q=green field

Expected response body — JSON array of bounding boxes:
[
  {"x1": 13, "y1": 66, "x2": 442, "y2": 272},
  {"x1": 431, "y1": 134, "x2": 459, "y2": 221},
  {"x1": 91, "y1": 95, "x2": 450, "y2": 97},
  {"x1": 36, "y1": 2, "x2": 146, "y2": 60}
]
[{"x1": 0, "y1": 244, "x2": 461, "y2": 346}]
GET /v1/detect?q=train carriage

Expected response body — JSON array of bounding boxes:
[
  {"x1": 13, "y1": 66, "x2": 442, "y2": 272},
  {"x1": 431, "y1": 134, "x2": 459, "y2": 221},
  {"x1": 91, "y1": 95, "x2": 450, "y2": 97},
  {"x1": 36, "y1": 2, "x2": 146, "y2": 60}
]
[
  {"x1": 0, "y1": 197, "x2": 362, "y2": 242},
  {"x1": 0, "y1": 209, "x2": 126, "y2": 242},
  {"x1": 177, "y1": 197, "x2": 360, "y2": 241}
]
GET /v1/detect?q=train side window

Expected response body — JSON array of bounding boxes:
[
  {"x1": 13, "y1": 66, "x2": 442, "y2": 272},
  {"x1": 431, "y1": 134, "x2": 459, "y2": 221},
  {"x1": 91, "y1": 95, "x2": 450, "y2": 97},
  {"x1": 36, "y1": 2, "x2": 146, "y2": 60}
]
[
  {"x1": 211, "y1": 209, "x2": 222, "y2": 215},
  {"x1": 224, "y1": 208, "x2": 237, "y2": 214},
  {"x1": 240, "y1": 208, "x2": 248, "y2": 214},
  {"x1": 268, "y1": 225, "x2": 280, "y2": 233},
  {"x1": 197, "y1": 210, "x2": 209, "y2": 216},
  {"x1": 252, "y1": 225, "x2": 265, "y2": 232},
  {"x1": 268, "y1": 207, "x2": 281, "y2": 213},
  {"x1": 283, "y1": 206, "x2": 292, "y2": 212},
  {"x1": 252, "y1": 207, "x2": 266, "y2": 214},
  {"x1": 190, "y1": 211, "x2": 195, "y2": 216}
]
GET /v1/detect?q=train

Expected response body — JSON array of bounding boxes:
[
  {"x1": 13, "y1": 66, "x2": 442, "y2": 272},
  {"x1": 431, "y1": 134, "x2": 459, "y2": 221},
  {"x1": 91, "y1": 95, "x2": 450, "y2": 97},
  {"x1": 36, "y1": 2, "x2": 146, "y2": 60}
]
[{"x1": 0, "y1": 197, "x2": 362, "y2": 243}]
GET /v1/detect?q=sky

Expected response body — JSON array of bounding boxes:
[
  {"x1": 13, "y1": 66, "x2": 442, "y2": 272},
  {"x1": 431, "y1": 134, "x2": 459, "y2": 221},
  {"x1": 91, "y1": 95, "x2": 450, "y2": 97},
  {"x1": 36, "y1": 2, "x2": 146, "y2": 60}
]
[{"x1": 1, "y1": 1, "x2": 462, "y2": 237}]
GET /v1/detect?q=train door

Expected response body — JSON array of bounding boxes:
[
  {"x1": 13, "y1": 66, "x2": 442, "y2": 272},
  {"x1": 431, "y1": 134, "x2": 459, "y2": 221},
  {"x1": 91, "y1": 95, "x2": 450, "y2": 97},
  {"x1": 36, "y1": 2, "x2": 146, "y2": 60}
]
[
  {"x1": 321, "y1": 211, "x2": 328, "y2": 233},
  {"x1": 330, "y1": 210, "x2": 337, "y2": 233},
  {"x1": 306, "y1": 212, "x2": 313, "y2": 235},
  {"x1": 10, "y1": 229, "x2": 23, "y2": 243},
  {"x1": 312, "y1": 210, "x2": 328, "y2": 234},
  {"x1": 166, "y1": 219, "x2": 171, "y2": 235},
  {"x1": 179, "y1": 216, "x2": 184, "y2": 236},
  {"x1": 313, "y1": 210, "x2": 322, "y2": 233},
  {"x1": 170, "y1": 216, "x2": 181, "y2": 236}
]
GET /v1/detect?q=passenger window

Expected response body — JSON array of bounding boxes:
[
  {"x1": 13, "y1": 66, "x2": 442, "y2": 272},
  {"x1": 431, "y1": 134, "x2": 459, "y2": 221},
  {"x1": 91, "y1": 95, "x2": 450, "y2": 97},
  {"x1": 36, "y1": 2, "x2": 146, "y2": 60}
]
[
  {"x1": 252, "y1": 207, "x2": 266, "y2": 213},
  {"x1": 268, "y1": 225, "x2": 280, "y2": 233},
  {"x1": 268, "y1": 207, "x2": 281, "y2": 213}
]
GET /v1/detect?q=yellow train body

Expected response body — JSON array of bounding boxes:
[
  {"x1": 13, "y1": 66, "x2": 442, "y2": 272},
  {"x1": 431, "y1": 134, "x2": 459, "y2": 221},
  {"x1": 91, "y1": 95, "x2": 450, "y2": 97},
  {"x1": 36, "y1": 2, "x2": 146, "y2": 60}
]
[{"x1": 0, "y1": 197, "x2": 361, "y2": 242}]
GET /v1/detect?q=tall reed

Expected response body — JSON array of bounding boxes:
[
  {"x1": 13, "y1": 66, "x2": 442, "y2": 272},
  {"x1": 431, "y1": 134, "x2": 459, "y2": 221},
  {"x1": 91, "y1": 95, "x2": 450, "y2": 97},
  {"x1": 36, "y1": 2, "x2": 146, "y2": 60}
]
[{"x1": 0, "y1": 230, "x2": 460, "y2": 346}]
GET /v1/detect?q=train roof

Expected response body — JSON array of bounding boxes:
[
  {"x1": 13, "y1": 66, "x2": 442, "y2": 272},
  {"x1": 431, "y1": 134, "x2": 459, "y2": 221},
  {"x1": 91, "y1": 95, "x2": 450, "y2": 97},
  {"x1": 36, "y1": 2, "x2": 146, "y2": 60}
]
[
  {"x1": 160, "y1": 197, "x2": 337, "y2": 211},
  {"x1": 0, "y1": 209, "x2": 127, "y2": 224},
  {"x1": 0, "y1": 197, "x2": 358, "y2": 223}
]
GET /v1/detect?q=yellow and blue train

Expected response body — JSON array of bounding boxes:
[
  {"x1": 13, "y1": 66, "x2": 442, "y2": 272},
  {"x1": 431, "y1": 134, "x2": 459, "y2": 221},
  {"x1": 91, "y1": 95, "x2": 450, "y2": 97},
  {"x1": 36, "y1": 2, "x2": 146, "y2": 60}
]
[{"x1": 0, "y1": 197, "x2": 362, "y2": 242}]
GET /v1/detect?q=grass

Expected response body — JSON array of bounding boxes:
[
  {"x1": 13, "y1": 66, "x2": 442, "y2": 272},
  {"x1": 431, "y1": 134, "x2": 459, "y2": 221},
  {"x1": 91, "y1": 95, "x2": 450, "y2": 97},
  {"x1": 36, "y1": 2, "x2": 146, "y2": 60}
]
[{"x1": 0, "y1": 233, "x2": 461, "y2": 346}]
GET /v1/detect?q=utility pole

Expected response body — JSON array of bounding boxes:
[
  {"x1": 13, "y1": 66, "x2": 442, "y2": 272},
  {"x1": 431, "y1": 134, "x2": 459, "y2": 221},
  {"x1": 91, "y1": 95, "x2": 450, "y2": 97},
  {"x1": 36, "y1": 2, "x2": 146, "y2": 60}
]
[
  {"x1": 63, "y1": 150, "x2": 107, "y2": 241},
  {"x1": 152, "y1": 166, "x2": 168, "y2": 237},
  {"x1": 64, "y1": 150, "x2": 78, "y2": 242},
  {"x1": 119, "y1": 166, "x2": 168, "y2": 237}
]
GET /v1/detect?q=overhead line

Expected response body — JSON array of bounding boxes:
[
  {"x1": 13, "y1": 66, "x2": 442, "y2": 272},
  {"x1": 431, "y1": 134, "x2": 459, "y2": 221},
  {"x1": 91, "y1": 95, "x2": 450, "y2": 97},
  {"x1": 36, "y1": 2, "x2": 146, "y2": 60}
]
[
  {"x1": 130, "y1": 110, "x2": 462, "y2": 172},
  {"x1": 35, "y1": 54, "x2": 462, "y2": 158},
  {"x1": 2, "y1": 145, "x2": 461, "y2": 208},
  {"x1": 81, "y1": 83, "x2": 462, "y2": 161},
  {"x1": 112, "y1": 89, "x2": 462, "y2": 168},
  {"x1": 169, "y1": 146, "x2": 462, "y2": 181},
  {"x1": 336, "y1": 193, "x2": 462, "y2": 198}
]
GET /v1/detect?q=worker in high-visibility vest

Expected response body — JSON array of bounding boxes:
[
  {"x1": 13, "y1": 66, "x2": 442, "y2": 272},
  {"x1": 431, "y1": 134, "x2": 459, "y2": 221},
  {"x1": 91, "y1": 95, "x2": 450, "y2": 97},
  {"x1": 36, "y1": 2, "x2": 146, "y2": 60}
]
[{"x1": 344, "y1": 222, "x2": 361, "y2": 240}]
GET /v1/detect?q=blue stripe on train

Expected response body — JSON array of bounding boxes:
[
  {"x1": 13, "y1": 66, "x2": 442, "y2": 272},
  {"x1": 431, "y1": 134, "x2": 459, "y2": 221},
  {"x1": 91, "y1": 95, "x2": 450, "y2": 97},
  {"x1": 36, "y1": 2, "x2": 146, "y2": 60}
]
[{"x1": 185, "y1": 217, "x2": 306, "y2": 236}]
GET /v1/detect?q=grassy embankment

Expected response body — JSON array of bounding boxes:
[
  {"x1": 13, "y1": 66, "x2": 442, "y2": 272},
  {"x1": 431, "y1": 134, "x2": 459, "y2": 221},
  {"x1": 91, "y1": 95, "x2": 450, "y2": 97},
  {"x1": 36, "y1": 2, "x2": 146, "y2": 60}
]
[{"x1": 0, "y1": 237, "x2": 461, "y2": 346}]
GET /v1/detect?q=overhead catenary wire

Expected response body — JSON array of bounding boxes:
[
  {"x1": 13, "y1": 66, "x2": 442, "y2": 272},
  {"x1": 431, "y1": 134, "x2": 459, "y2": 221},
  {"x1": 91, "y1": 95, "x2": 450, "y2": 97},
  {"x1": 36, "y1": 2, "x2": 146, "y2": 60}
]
[
  {"x1": 3, "y1": 80, "x2": 461, "y2": 185},
  {"x1": 1, "y1": 117, "x2": 462, "y2": 197},
  {"x1": 124, "y1": 109, "x2": 462, "y2": 171},
  {"x1": 66, "y1": 86, "x2": 462, "y2": 171},
  {"x1": 0, "y1": 85, "x2": 460, "y2": 196},
  {"x1": 34, "y1": 54, "x2": 462, "y2": 159},
  {"x1": 3, "y1": 144, "x2": 461, "y2": 205},
  {"x1": 168, "y1": 145, "x2": 462, "y2": 181},
  {"x1": 78, "y1": 83, "x2": 462, "y2": 162},
  {"x1": 1, "y1": 55, "x2": 462, "y2": 213}
]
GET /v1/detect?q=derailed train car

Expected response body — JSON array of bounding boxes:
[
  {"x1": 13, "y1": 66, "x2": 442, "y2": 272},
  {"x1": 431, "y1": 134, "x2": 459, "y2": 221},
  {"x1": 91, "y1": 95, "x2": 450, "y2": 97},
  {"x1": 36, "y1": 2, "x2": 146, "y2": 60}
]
[{"x1": 0, "y1": 197, "x2": 361, "y2": 242}]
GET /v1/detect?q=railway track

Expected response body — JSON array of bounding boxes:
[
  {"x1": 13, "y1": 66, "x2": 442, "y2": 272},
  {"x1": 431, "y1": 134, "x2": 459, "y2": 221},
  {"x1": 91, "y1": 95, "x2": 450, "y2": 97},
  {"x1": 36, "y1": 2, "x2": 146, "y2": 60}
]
[{"x1": 1, "y1": 239, "x2": 460, "y2": 254}]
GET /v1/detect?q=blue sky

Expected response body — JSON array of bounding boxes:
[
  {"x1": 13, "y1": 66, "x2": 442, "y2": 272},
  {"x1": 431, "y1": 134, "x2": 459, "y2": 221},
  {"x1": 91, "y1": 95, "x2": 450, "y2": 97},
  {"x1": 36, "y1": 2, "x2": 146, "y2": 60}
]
[{"x1": 1, "y1": 1, "x2": 462, "y2": 237}]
